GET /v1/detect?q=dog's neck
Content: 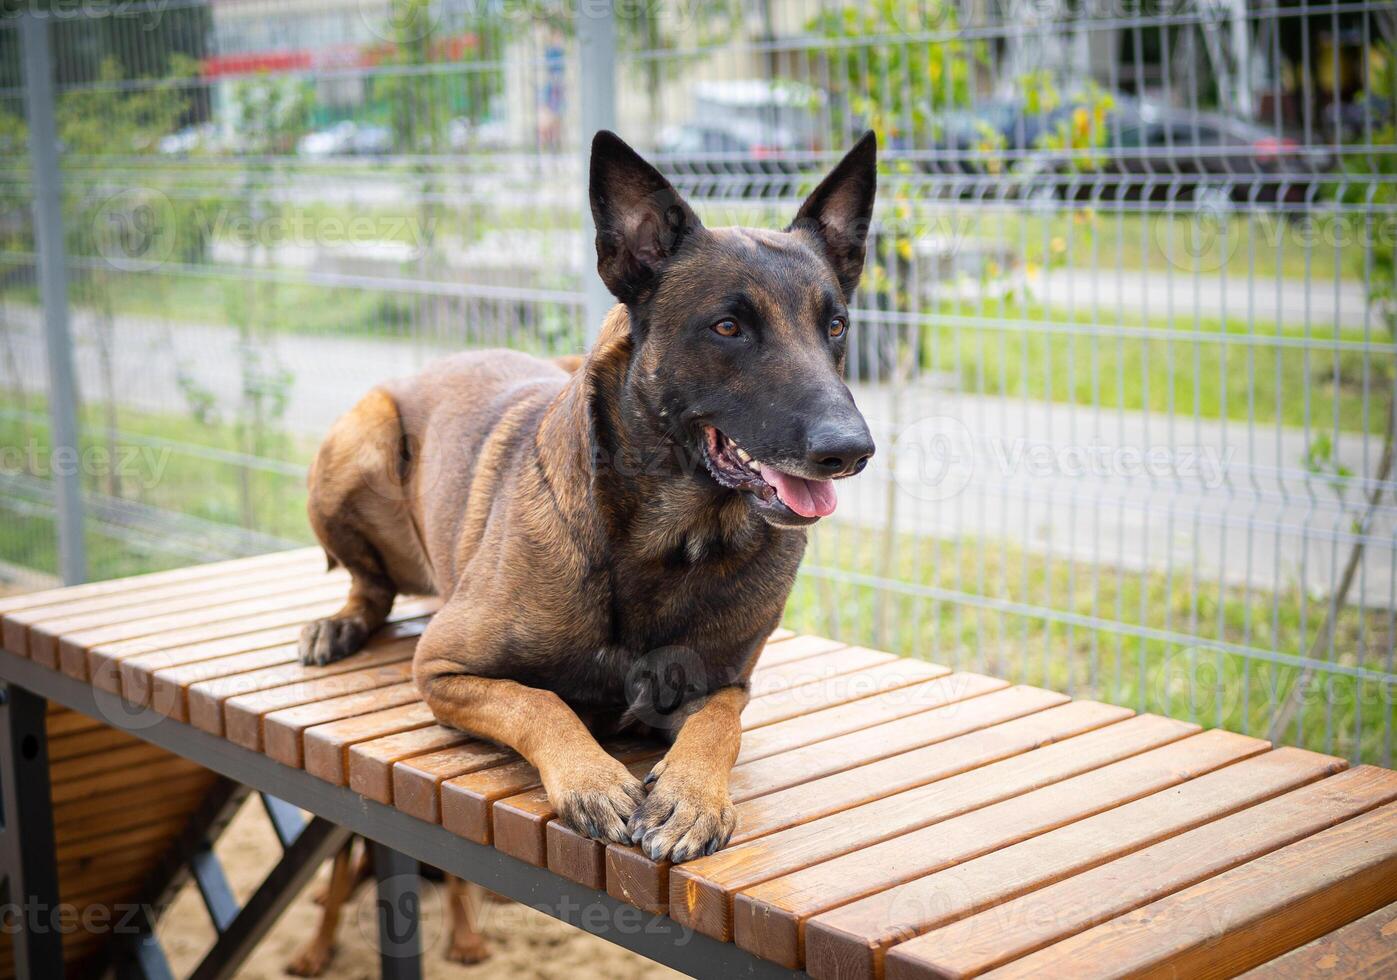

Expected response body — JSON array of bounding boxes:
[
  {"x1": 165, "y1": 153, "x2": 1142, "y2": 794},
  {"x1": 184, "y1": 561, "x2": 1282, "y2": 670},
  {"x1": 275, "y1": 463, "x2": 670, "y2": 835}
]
[{"x1": 537, "y1": 306, "x2": 776, "y2": 565}]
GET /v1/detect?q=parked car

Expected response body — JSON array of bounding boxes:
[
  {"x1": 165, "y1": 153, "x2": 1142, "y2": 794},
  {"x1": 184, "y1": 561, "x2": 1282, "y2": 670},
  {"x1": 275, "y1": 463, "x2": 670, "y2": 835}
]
[
  {"x1": 653, "y1": 79, "x2": 823, "y2": 198},
  {"x1": 297, "y1": 121, "x2": 394, "y2": 158},
  {"x1": 1018, "y1": 102, "x2": 1331, "y2": 203}
]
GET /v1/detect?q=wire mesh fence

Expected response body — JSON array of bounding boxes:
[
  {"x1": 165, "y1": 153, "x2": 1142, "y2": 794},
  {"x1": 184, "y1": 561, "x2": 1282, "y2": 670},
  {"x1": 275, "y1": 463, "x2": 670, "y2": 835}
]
[{"x1": 0, "y1": 0, "x2": 1392, "y2": 765}]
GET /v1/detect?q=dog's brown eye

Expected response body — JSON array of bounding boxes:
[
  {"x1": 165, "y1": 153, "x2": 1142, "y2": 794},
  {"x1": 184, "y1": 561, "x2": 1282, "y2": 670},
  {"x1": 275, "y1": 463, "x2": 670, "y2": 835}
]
[
  {"x1": 829, "y1": 317, "x2": 848, "y2": 338},
  {"x1": 712, "y1": 319, "x2": 740, "y2": 338}
]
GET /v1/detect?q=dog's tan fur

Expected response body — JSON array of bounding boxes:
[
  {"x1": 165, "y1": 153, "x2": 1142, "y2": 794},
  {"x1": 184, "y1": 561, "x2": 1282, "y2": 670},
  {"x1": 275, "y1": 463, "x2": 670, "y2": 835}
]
[{"x1": 301, "y1": 131, "x2": 877, "y2": 861}]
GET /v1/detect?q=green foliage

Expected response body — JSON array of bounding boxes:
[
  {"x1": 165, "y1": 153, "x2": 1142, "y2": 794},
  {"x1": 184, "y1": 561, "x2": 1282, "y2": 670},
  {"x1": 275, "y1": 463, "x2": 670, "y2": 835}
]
[{"x1": 806, "y1": 0, "x2": 979, "y2": 142}]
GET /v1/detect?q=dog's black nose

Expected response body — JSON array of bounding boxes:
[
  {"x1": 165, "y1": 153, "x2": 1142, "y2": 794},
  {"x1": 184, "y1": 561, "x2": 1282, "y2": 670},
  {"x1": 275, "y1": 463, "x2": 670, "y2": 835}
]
[{"x1": 806, "y1": 422, "x2": 875, "y2": 478}]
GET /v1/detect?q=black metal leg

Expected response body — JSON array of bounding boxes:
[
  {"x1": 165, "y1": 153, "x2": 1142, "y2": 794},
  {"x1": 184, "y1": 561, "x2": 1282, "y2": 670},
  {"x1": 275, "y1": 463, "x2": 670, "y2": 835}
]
[
  {"x1": 0, "y1": 684, "x2": 63, "y2": 980},
  {"x1": 371, "y1": 840, "x2": 423, "y2": 980}
]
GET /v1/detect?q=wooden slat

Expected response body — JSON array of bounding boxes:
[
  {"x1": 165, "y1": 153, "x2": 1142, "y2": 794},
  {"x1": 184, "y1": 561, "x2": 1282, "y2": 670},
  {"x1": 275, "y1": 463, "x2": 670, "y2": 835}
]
[
  {"x1": 264, "y1": 681, "x2": 423, "y2": 766},
  {"x1": 887, "y1": 765, "x2": 1397, "y2": 980},
  {"x1": 128, "y1": 597, "x2": 437, "y2": 709},
  {"x1": 223, "y1": 662, "x2": 415, "y2": 750},
  {"x1": 1242, "y1": 898, "x2": 1397, "y2": 979},
  {"x1": 440, "y1": 739, "x2": 662, "y2": 843},
  {"x1": 48, "y1": 755, "x2": 208, "y2": 805},
  {"x1": 51, "y1": 770, "x2": 217, "y2": 827},
  {"x1": 751, "y1": 635, "x2": 846, "y2": 668},
  {"x1": 189, "y1": 637, "x2": 419, "y2": 737},
  {"x1": 47, "y1": 725, "x2": 144, "y2": 762},
  {"x1": 57, "y1": 582, "x2": 350, "y2": 679},
  {"x1": 304, "y1": 702, "x2": 438, "y2": 783},
  {"x1": 0, "y1": 550, "x2": 324, "y2": 656},
  {"x1": 972, "y1": 801, "x2": 1397, "y2": 980},
  {"x1": 547, "y1": 685, "x2": 1094, "y2": 897},
  {"x1": 393, "y1": 741, "x2": 521, "y2": 822},
  {"x1": 495, "y1": 759, "x2": 658, "y2": 867},
  {"x1": 778, "y1": 746, "x2": 1340, "y2": 973},
  {"x1": 664, "y1": 713, "x2": 1197, "y2": 940},
  {"x1": 0, "y1": 548, "x2": 317, "y2": 619},
  {"x1": 742, "y1": 658, "x2": 947, "y2": 730},
  {"x1": 141, "y1": 597, "x2": 435, "y2": 720},
  {"x1": 599, "y1": 699, "x2": 1134, "y2": 920},
  {"x1": 747, "y1": 646, "x2": 896, "y2": 699},
  {"x1": 80, "y1": 595, "x2": 350, "y2": 684},
  {"x1": 349, "y1": 725, "x2": 474, "y2": 803}
]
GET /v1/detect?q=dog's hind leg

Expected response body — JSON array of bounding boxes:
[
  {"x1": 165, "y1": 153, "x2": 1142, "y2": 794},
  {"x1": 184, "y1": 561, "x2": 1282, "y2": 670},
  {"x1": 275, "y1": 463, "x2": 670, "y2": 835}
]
[
  {"x1": 286, "y1": 838, "x2": 356, "y2": 977},
  {"x1": 302, "y1": 388, "x2": 431, "y2": 666},
  {"x1": 443, "y1": 876, "x2": 490, "y2": 965}
]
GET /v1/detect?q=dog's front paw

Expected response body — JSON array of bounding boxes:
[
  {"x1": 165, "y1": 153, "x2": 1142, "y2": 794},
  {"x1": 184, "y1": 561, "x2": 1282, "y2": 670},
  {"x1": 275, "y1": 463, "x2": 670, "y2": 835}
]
[
  {"x1": 547, "y1": 756, "x2": 646, "y2": 845},
  {"x1": 627, "y1": 760, "x2": 736, "y2": 864},
  {"x1": 298, "y1": 616, "x2": 367, "y2": 666}
]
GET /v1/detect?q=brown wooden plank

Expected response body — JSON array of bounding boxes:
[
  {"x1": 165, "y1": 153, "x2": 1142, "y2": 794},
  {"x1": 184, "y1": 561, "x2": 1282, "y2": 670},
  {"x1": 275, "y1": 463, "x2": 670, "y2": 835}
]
[
  {"x1": 0, "y1": 548, "x2": 317, "y2": 619},
  {"x1": 663, "y1": 713, "x2": 1197, "y2": 939},
  {"x1": 51, "y1": 770, "x2": 217, "y2": 827},
  {"x1": 139, "y1": 601, "x2": 436, "y2": 720},
  {"x1": 189, "y1": 636, "x2": 419, "y2": 737},
  {"x1": 264, "y1": 682, "x2": 424, "y2": 766},
  {"x1": 48, "y1": 756, "x2": 208, "y2": 805},
  {"x1": 742, "y1": 658, "x2": 948, "y2": 730},
  {"x1": 49, "y1": 742, "x2": 176, "y2": 783},
  {"x1": 439, "y1": 739, "x2": 662, "y2": 844},
  {"x1": 46, "y1": 725, "x2": 144, "y2": 762},
  {"x1": 44, "y1": 710, "x2": 106, "y2": 738},
  {"x1": 57, "y1": 817, "x2": 188, "y2": 862},
  {"x1": 1241, "y1": 898, "x2": 1397, "y2": 979},
  {"x1": 971, "y1": 801, "x2": 1397, "y2": 980},
  {"x1": 304, "y1": 702, "x2": 437, "y2": 782},
  {"x1": 349, "y1": 725, "x2": 474, "y2": 803},
  {"x1": 1, "y1": 552, "x2": 326, "y2": 658},
  {"x1": 128, "y1": 597, "x2": 437, "y2": 709},
  {"x1": 888, "y1": 765, "x2": 1397, "y2": 980},
  {"x1": 735, "y1": 671, "x2": 1007, "y2": 765},
  {"x1": 393, "y1": 741, "x2": 521, "y2": 822},
  {"x1": 222, "y1": 660, "x2": 416, "y2": 750},
  {"x1": 747, "y1": 647, "x2": 896, "y2": 699},
  {"x1": 768, "y1": 628, "x2": 794, "y2": 643},
  {"x1": 520, "y1": 673, "x2": 1024, "y2": 890},
  {"x1": 378, "y1": 638, "x2": 827, "y2": 821},
  {"x1": 56, "y1": 787, "x2": 211, "y2": 844},
  {"x1": 56, "y1": 582, "x2": 350, "y2": 679},
  {"x1": 768, "y1": 745, "x2": 1339, "y2": 972},
  {"x1": 753, "y1": 635, "x2": 847, "y2": 668},
  {"x1": 596, "y1": 698, "x2": 1128, "y2": 919},
  {"x1": 80, "y1": 595, "x2": 350, "y2": 684}
]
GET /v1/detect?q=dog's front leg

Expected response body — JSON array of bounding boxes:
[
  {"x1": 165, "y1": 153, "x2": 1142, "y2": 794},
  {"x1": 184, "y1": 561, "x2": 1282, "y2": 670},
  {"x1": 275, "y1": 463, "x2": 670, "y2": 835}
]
[
  {"x1": 416, "y1": 663, "x2": 645, "y2": 843},
  {"x1": 627, "y1": 685, "x2": 746, "y2": 863}
]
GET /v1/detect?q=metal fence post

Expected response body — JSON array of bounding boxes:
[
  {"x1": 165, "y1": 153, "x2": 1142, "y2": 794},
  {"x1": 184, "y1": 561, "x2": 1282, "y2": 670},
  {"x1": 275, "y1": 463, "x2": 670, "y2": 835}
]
[
  {"x1": 576, "y1": 0, "x2": 616, "y2": 346},
  {"x1": 20, "y1": 14, "x2": 86, "y2": 585}
]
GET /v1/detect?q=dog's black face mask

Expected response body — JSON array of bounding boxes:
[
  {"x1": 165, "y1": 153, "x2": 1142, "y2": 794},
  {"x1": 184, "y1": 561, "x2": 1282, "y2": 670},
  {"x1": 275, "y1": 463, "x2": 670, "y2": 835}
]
[{"x1": 588, "y1": 131, "x2": 878, "y2": 528}]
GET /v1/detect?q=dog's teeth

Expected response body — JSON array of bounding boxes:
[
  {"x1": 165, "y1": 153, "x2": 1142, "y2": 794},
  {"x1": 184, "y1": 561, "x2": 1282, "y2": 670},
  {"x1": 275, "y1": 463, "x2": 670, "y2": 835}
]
[
  {"x1": 748, "y1": 459, "x2": 761, "y2": 472},
  {"x1": 735, "y1": 447, "x2": 751, "y2": 463}
]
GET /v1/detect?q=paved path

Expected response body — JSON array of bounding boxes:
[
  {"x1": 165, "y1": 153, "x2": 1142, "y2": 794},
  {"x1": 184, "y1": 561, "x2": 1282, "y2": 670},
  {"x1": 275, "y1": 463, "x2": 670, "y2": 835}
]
[{"x1": 2, "y1": 304, "x2": 1392, "y2": 607}]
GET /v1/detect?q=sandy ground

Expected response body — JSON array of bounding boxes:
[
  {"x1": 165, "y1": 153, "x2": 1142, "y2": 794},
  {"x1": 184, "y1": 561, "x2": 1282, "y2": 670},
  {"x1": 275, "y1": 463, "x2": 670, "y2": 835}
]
[{"x1": 157, "y1": 796, "x2": 686, "y2": 980}]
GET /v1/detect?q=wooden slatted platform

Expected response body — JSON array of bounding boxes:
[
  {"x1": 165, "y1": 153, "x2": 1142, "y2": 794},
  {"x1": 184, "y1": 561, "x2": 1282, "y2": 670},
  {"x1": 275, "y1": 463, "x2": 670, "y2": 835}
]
[{"x1": 2, "y1": 548, "x2": 1395, "y2": 979}]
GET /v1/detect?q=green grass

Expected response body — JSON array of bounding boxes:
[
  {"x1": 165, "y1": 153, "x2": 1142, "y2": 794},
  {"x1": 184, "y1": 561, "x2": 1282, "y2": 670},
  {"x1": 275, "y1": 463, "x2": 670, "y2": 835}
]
[
  {"x1": 786, "y1": 523, "x2": 1393, "y2": 766},
  {"x1": 920, "y1": 296, "x2": 1392, "y2": 434}
]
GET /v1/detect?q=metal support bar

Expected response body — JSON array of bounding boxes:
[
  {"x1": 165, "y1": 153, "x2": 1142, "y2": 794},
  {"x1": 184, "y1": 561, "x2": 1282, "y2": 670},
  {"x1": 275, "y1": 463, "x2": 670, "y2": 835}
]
[
  {"x1": 19, "y1": 14, "x2": 86, "y2": 586},
  {"x1": 0, "y1": 684, "x2": 64, "y2": 980},
  {"x1": 187, "y1": 817, "x2": 352, "y2": 980},
  {"x1": 371, "y1": 841, "x2": 423, "y2": 980},
  {"x1": 190, "y1": 846, "x2": 238, "y2": 933},
  {"x1": 0, "y1": 651, "x2": 801, "y2": 979},
  {"x1": 260, "y1": 792, "x2": 306, "y2": 849},
  {"x1": 575, "y1": 0, "x2": 617, "y2": 346}
]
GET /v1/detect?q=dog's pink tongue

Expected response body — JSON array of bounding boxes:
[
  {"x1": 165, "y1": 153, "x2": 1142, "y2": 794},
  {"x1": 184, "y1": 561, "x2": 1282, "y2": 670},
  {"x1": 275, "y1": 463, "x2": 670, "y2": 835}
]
[{"x1": 758, "y1": 465, "x2": 838, "y2": 518}]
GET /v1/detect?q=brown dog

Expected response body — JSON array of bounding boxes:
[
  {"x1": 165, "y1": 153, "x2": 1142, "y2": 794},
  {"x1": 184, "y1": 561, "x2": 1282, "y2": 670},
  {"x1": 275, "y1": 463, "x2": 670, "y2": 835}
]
[{"x1": 301, "y1": 130, "x2": 877, "y2": 862}]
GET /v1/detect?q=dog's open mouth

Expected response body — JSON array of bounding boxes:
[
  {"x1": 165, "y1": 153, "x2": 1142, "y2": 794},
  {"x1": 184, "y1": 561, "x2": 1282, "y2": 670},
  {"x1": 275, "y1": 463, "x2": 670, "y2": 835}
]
[{"x1": 701, "y1": 426, "x2": 837, "y2": 519}]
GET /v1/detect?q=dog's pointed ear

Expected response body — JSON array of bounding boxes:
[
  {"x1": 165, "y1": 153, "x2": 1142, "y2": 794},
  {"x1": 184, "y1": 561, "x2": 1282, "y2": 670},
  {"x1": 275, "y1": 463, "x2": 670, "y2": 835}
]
[
  {"x1": 789, "y1": 130, "x2": 878, "y2": 298},
  {"x1": 589, "y1": 130, "x2": 702, "y2": 305}
]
